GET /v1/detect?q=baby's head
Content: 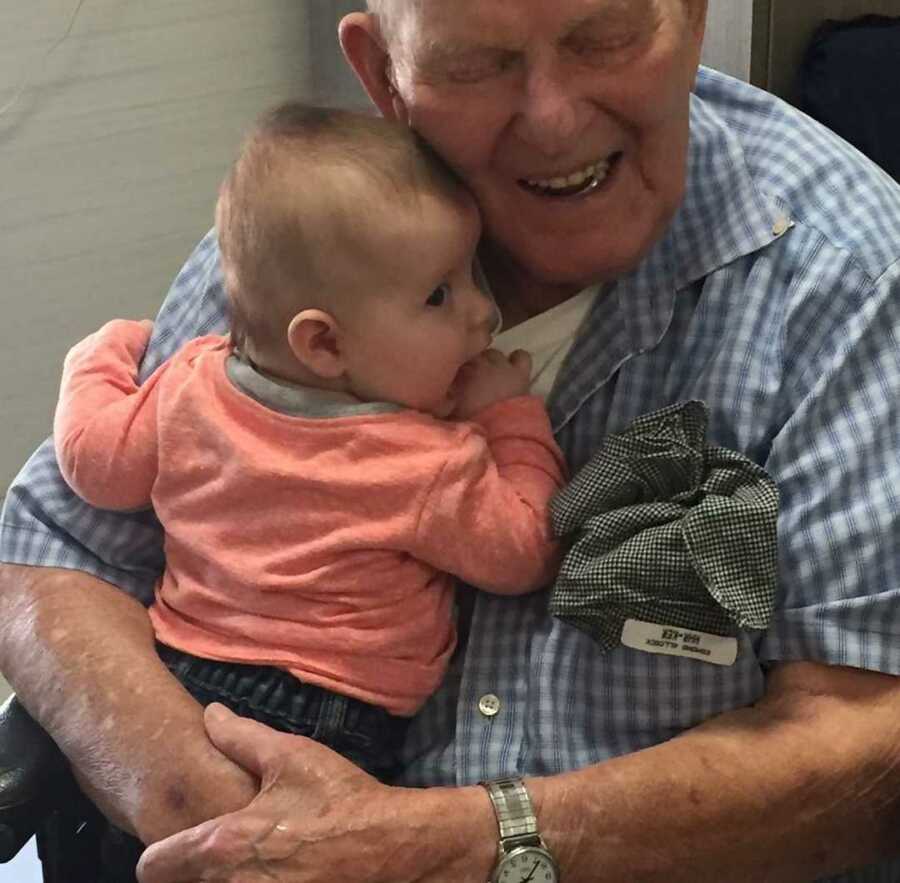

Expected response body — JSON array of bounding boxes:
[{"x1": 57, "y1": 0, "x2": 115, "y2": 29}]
[{"x1": 216, "y1": 101, "x2": 497, "y2": 417}]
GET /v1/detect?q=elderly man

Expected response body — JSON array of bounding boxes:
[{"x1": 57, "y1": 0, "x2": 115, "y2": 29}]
[{"x1": 2, "y1": 0, "x2": 900, "y2": 880}]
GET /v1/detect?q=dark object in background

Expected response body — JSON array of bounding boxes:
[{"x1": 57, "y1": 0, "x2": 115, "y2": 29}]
[
  {"x1": 799, "y1": 15, "x2": 900, "y2": 184},
  {"x1": 0, "y1": 694, "x2": 108, "y2": 881}
]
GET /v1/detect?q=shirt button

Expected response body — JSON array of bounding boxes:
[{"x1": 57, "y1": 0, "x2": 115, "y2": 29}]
[
  {"x1": 772, "y1": 216, "x2": 791, "y2": 237},
  {"x1": 478, "y1": 693, "x2": 501, "y2": 717}
]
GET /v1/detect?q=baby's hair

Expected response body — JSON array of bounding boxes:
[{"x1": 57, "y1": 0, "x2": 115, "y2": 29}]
[{"x1": 216, "y1": 101, "x2": 463, "y2": 359}]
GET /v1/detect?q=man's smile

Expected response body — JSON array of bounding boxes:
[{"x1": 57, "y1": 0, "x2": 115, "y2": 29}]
[{"x1": 518, "y1": 152, "x2": 623, "y2": 198}]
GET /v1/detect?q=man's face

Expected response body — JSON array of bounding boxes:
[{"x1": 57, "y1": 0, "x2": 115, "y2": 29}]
[{"x1": 383, "y1": 0, "x2": 706, "y2": 286}]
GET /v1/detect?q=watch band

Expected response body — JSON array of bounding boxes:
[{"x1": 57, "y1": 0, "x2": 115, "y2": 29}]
[
  {"x1": 481, "y1": 777, "x2": 559, "y2": 883},
  {"x1": 482, "y1": 777, "x2": 542, "y2": 847}
]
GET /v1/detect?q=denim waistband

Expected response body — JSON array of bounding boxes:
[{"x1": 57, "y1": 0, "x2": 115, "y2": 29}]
[{"x1": 156, "y1": 643, "x2": 409, "y2": 778}]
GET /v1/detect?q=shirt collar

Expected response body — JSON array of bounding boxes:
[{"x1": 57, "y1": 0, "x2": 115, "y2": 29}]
[
  {"x1": 550, "y1": 77, "x2": 785, "y2": 432},
  {"x1": 226, "y1": 353, "x2": 403, "y2": 419}
]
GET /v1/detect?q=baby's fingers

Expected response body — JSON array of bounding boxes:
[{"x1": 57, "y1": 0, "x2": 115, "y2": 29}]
[{"x1": 508, "y1": 349, "x2": 532, "y2": 380}]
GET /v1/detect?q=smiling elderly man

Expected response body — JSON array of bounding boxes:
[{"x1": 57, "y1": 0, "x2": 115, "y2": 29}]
[{"x1": 2, "y1": 1, "x2": 900, "y2": 881}]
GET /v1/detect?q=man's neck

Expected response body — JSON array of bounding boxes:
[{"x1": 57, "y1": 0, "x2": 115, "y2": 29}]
[{"x1": 479, "y1": 243, "x2": 588, "y2": 330}]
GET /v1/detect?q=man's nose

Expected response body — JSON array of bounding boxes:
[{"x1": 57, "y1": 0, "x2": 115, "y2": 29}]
[{"x1": 513, "y1": 60, "x2": 585, "y2": 155}]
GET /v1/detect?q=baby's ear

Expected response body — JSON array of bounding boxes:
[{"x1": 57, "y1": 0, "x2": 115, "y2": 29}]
[{"x1": 287, "y1": 309, "x2": 346, "y2": 379}]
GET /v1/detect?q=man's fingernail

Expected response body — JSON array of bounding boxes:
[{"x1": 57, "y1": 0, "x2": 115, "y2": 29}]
[{"x1": 206, "y1": 702, "x2": 230, "y2": 721}]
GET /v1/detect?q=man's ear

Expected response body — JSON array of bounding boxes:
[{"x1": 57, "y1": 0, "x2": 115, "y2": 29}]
[
  {"x1": 287, "y1": 309, "x2": 346, "y2": 379},
  {"x1": 339, "y1": 12, "x2": 408, "y2": 124}
]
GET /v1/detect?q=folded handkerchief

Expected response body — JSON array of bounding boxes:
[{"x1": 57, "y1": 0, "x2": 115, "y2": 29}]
[{"x1": 549, "y1": 401, "x2": 779, "y2": 652}]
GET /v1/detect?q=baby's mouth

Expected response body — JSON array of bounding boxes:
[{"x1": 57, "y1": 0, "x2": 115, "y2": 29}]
[{"x1": 519, "y1": 152, "x2": 622, "y2": 198}]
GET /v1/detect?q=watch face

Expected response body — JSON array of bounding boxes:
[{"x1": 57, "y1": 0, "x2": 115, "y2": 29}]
[{"x1": 497, "y1": 846, "x2": 559, "y2": 883}]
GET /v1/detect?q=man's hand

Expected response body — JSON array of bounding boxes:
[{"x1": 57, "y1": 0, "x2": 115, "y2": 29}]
[
  {"x1": 452, "y1": 348, "x2": 532, "y2": 419},
  {"x1": 137, "y1": 704, "x2": 496, "y2": 882}
]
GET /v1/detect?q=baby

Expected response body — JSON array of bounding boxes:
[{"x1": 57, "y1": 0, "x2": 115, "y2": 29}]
[{"x1": 53, "y1": 102, "x2": 566, "y2": 780}]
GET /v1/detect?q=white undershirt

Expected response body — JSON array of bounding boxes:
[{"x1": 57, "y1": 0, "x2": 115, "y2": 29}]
[{"x1": 493, "y1": 285, "x2": 600, "y2": 403}]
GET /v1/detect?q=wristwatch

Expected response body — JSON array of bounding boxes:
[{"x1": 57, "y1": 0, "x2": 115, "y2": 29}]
[{"x1": 481, "y1": 777, "x2": 560, "y2": 883}]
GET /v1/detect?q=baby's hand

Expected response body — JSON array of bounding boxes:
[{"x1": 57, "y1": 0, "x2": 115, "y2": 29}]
[
  {"x1": 452, "y1": 349, "x2": 532, "y2": 419},
  {"x1": 66, "y1": 318, "x2": 154, "y2": 365}
]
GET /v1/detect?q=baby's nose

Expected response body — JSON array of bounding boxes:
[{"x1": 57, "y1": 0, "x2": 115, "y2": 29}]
[{"x1": 469, "y1": 288, "x2": 499, "y2": 334}]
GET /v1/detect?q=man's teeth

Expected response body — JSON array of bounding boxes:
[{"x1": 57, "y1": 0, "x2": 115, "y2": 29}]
[{"x1": 527, "y1": 160, "x2": 611, "y2": 192}]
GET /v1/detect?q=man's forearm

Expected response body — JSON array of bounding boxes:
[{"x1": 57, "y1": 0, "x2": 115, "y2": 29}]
[
  {"x1": 133, "y1": 658, "x2": 900, "y2": 883},
  {"x1": 0, "y1": 563, "x2": 257, "y2": 843},
  {"x1": 525, "y1": 661, "x2": 900, "y2": 882}
]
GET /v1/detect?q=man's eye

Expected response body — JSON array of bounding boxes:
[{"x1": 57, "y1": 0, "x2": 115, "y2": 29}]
[
  {"x1": 426, "y1": 284, "x2": 450, "y2": 307},
  {"x1": 444, "y1": 52, "x2": 517, "y2": 84},
  {"x1": 572, "y1": 37, "x2": 631, "y2": 57},
  {"x1": 448, "y1": 64, "x2": 499, "y2": 84},
  {"x1": 566, "y1": 29, "x2": 640, "y2": 61}
]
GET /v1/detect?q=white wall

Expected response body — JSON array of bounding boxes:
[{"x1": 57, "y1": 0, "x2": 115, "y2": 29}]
[
  {"x1": 0, "y1": 0, "x2": 365, "y2": 500},
  {"x1": 700, "y1": 1, "x2": 756, "y2": 82}
]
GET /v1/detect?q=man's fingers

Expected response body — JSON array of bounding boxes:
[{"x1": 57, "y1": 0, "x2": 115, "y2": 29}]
[
  {"x1": 137, "y1": 817, "x2": 226, "y2": 882},
  {"x1": 203, "y1": 703, "x2": 283, "y2": 780},
  {"x1": 138, "y1": 807, "x2": 295, "y2": 882}
]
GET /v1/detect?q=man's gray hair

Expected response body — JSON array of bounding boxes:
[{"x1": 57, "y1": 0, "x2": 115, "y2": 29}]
[
  {"x1": 365, "y1": 0, "x2": 390, "y2": 25},
  {"x1": 365, "y1": 0, "x2": 406, "y2": 42}
]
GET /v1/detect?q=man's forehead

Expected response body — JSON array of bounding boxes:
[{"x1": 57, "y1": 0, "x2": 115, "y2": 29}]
[{"x1": 390, "y1": 0, "x2": 665, "y2": 43}]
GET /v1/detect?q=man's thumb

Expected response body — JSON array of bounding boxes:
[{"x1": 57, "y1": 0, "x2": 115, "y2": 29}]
[{"x1": 203, "y1": 703, "x2": 272, "y2": 777}]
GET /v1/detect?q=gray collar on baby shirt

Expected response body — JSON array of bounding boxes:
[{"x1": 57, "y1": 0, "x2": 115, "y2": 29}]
[{"x1": 226, "y1": 353, "x2": 404, "y2": 419}]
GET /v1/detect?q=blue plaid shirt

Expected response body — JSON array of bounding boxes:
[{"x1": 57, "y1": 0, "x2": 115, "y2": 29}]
[{"x1": 3, "y1": 69, "x2": 900, "y2": 881}]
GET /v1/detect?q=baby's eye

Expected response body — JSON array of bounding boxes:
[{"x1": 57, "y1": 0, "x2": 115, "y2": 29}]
[{"x1": 426, "y1": 284, "x2": 450, "y2": 307}]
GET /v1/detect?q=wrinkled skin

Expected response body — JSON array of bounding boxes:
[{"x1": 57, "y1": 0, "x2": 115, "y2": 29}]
[{"x1": 137, "y1": 705, "x2": 495, "y2": 883}]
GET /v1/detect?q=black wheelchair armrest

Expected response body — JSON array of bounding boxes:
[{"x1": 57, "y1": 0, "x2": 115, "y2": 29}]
[{"x1": 0, "y1": 694, "x2": 77, "y2": 862}]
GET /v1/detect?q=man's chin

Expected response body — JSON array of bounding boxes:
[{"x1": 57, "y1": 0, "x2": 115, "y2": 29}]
[
  {"x1": 485, "y1": 207, "x2": 675, "y2": 289},
  {"x1": 525, "y1": 234, "x2": 660, "y2": 287}
]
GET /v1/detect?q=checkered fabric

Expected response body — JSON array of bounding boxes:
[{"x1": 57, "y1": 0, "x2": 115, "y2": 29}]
[
  {"x1": 550, "y1": 401, "x2": 778, "y2": 650},
  {"x1": 4, "y1": 68, "x2": 900, "y2": 882}
]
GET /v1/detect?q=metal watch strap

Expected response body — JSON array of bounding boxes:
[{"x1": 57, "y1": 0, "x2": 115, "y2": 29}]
[{"x1": 482, "y1": 777, "x2": 542, "y2": 850}]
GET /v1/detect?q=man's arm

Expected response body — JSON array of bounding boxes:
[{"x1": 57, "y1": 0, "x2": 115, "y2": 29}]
[
  {"x1": 0, "y1": 230, "x2": 257, "y2": 842},
  {"x1": 0, "y1": 563, "x2": 258, "y2": 844},
  {"x1": 136, "y1": 660, "x2": 900, "y2": 882},
  {"x1": 537, "y1": 661, "x2": 900, "y2": 882}
]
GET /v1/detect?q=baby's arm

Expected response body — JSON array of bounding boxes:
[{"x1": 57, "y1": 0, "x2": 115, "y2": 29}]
[
  {"x1": 412, "y1": 395, "x2": 566, "y2": 595},
  {"x1": 53, "y1": 319, "x2": 160, "y2": 510}
]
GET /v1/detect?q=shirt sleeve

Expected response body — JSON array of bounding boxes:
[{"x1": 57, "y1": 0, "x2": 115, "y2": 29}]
[
  {"x1": 54, "y1": 320, "x2": 162, "y2": 512},
  {"x1": 759, "y1": 258, "x2": 900, "y2": 674},
  {"x1": 411, "y1": 396, "x2": 567, "y2": 595},
  {"x1": 0, "y1": 230, "x2": 228, "y2": 604}
]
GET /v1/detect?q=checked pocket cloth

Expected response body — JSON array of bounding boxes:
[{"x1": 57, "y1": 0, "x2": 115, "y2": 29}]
[{"x1": 549, "y1": 401, "x2": 779, "y2": 651}]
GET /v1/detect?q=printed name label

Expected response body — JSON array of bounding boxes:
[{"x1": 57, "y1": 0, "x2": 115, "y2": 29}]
[{"x1": 621, "y1": 619, "x2": 738, "y2": 666}]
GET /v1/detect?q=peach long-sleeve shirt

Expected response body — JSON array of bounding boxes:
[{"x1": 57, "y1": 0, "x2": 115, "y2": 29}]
[{"x1": 54, "y1": 320, "x2": 566, "y2": 715}]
